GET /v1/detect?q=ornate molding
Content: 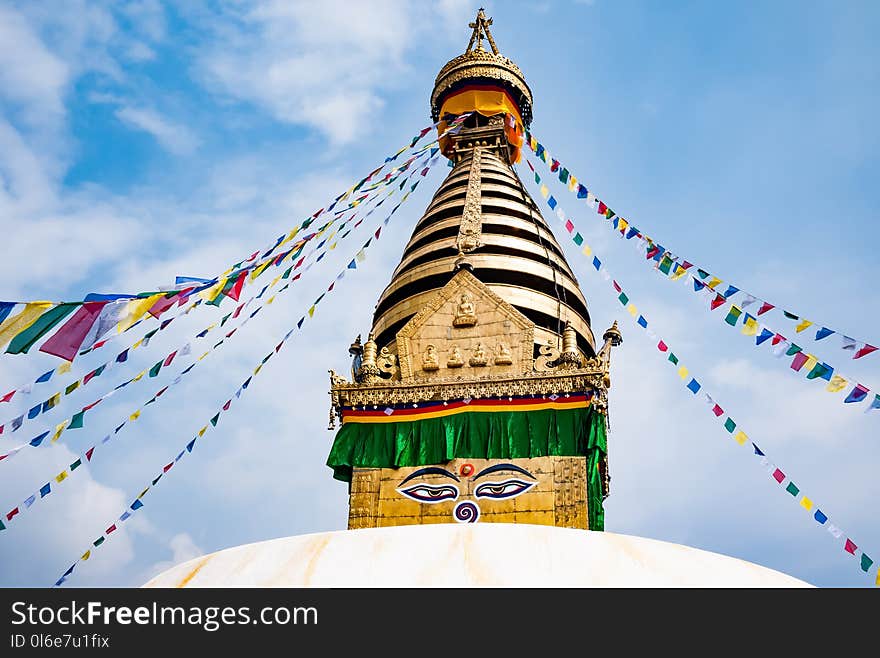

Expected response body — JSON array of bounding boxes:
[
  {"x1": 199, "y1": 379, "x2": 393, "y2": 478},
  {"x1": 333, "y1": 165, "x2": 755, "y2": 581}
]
[{"x1": 456, "y1": 146, "x2": 483, "y2": 253}]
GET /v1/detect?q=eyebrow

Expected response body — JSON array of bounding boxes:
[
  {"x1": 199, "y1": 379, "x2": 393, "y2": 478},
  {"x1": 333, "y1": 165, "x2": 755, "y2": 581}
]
[
  {"x1": 399, "y1": 467, "x2": 461, "y2": 486},
  {"x1": 473, "y1": 463, "x2": 535, "y2": 481}
]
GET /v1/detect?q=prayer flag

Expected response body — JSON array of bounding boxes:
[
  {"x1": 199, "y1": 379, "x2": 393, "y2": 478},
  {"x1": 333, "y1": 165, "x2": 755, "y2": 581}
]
[
  {"x1": 757, "y1": 302, "x2": 774, "y2": 315},
  {"x1": 724, "y1": 306, "x2": 742, "y2": 326},
  {"x1": 854, "y1": 344, "x2": 878, "y2": 360},
  {"x1": 844, "y1": 384, "x2": 869, "y2": 404}
]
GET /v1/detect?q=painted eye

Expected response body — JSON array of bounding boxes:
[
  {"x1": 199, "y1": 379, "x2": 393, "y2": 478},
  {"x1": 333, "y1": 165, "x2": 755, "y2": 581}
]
[
  {"x1": 474, "y1": 478, "x2": 536, "y2": 500},
  {"x1": 396, "y1": 484, "x2": 459, "y2": 504}
]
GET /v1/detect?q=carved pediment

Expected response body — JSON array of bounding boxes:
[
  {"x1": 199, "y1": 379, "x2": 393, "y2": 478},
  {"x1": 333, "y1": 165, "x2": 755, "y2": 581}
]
[{"x1": 395, "y1": 269, "x2": 535, "y2": 380}]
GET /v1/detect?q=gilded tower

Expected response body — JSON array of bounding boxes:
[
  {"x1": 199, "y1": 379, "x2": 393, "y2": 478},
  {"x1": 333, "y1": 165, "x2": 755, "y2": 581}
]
[{"x1": 327, "y1": 11, "x2": 621, "y2": 531}]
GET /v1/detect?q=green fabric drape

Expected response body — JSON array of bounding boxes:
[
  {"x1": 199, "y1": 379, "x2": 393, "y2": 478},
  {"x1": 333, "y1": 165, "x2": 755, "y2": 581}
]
[{"x1": 327, "y1": 405, "x2": 607, "y2": 530}]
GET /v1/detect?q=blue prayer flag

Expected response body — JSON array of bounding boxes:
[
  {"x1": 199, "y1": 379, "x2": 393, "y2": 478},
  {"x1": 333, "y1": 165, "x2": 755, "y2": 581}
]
[
  {"x1": 815, "y1": 327, "x2": 834, "y2": 341},
  {"x1": 40, "y1": 483, "x2": 51, "y2": 498},
  {"x1": 756, "y1": 328, "x2": 774, "y2": 346},
  {"x1": 687, "y1": 378, "x2": 701, "y2": 394},
  {"x1": 637, "y1": 316, "x2": 648, "y2": 328},
  {"x1": 36, "y1": 370, "x2": 53, "y2": 383},
  {"x1": 814, "y1": 509, "x2": 828, "y2": 525}
]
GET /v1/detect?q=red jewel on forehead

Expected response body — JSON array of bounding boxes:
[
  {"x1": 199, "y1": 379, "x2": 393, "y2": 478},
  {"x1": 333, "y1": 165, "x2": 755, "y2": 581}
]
[{"x1": 459, "y1": 463, "x2": 475, "y2": 477}]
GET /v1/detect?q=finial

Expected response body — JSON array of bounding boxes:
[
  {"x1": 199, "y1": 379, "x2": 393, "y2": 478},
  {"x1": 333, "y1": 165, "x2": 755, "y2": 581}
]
[
  {"x1": 349, "y1": 334, "x2": 363, "y2": 355},
  {"x1": 466, "y1": 8, "x2": 499, "y2": 55},
  {"x1": 603, "y1": 320, "x2": 623, "y2": 347}
]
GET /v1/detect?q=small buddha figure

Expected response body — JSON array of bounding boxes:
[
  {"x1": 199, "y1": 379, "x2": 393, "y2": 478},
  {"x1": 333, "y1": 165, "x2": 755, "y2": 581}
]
[
  {"x1": 494, "y1": 341, "x2": 513, "y2": 366},
  {"x1": 447, "y1": 345, "x2": 464, "y2": 368},
  {"x1": 469, "y1": 342, "x2": 488, "y2": 367},
  {"x1": 421, "y1": 344, "x2": 440, "y2": 371},
  {"x1": 452, "y1": 292, "x2": 477, "y2": 327}
]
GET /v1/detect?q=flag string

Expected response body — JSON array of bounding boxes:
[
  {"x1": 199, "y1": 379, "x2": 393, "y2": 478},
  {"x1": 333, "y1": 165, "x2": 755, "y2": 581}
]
[
  {"x1": 526, "y1": 163, "x2": 878, "y2": 586},
  {"x1": 523, "y1": 132, "x2": 878, "y2": 362},
  {"x1": 47, "y1": 150, "x2": 432, "y2": 586}
]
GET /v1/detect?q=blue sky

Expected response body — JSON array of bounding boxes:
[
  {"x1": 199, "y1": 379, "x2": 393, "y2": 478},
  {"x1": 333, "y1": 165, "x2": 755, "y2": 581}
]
[{"x1": 0, "y1": 0, "x2": 878, "y2": 587}]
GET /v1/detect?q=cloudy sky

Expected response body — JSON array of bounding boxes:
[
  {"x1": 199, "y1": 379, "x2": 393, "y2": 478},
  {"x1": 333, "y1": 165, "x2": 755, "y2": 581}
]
[{"x1": 0, "y1": 0, "x2": 877, "y2": 588}]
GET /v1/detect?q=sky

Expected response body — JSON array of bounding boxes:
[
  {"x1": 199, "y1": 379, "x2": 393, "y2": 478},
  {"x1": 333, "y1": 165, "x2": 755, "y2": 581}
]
[{"x1": 0, "y1": 0, "x2": 877, "y2": 588}]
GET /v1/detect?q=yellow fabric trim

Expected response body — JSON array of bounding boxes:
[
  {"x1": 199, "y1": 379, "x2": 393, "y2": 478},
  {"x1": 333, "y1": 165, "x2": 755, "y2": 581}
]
[
  {"x1": 0, "y1": 302, "x2": 53, "y2": 349},
  {"x1": 437, "y1": 88, "x2": 525, "y2": 162}
]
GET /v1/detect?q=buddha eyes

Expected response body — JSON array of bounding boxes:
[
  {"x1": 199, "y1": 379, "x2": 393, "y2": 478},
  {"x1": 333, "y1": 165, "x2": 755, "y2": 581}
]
[
  {"x1": 397, "y1": 483, "x2": 460, "y2": 503},
  {"x1": 474, "y1": 478, "x2": 535, "y2": 500}
]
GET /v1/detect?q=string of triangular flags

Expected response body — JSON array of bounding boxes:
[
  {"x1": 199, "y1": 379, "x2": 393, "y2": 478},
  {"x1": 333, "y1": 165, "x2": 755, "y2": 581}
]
[
  {"x1": 49, "y1": 157, "x2": 416, "y2": 586},
  {"x1": 0, "y1": 148, "x2": 440, "y2": 474},
  {"x1": 524, "y1": 150, "x2": 879, "y2": 414},
  {"x1": 0, "y1": 148, "x2": 437, "y2": 439},
  {"x1": 524, "y1": 132, "x2": 878, "y2": 362},
  {"x1": 0, "y1": 114, "x2": 470, "y2": 366},
  {"x1": 526, "y1": 167, "x2": 877, "y2": 585}
]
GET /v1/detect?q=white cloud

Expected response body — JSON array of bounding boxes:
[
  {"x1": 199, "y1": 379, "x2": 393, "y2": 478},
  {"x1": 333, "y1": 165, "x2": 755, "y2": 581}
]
[{"x1": 114, "y1": 106, "x2": 201, "y2": 155}]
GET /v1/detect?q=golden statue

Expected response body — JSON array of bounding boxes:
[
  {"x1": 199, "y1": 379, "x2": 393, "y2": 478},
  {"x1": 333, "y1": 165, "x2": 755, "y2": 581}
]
[
  {"x1": 447, "y1": 345, "x2": 464, "y2": 368},
  {"x1": 469, "y1": 342, "x2": 488, "y2": 367},
  {"x1": 452, "y1": 292, "x2": 477, "y2": 327},
  {"x1": 421, "y1": 344, "x2": 440, "y2": 371},
  {"x1": 494, "y1": 341, "x2": 513, "y2": 366}
]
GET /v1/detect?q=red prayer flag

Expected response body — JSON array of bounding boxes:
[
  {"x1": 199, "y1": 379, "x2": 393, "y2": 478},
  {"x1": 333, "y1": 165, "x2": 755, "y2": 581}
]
[
  {"x1": 790, "y1": 352, "x2": 809, "y2": 371},
  {"x1": 245, "y1": 251, "x2": 259, "y2": 262},
  {"x1": 232, "y1": 303, "x2": 244, "y2": 319},
  {"x1": 225, "y1": 328, "x2": 236, "y2": 338},
  {"x1": 597, "y1": 201, "x2": 607, "y2": 215},
  {"x1": 711, "y1": 404, "x2": 724, "y2": 417},
  {"x1": 844, "y1": 538, "x2": 857, "y2": 554},
  {"x1": 564, "y1": 219, "x2": 574, "y2": 233},
  {"x1": 106, "y1": 524, "x2": 117, "y2": 534},
  {"x1": 39, "y1": 302, "x2": 107, "y2": 362},
  {"x1": 854, "y1": 344, "x2": 878, "y2": 360},
  {"x1": 757, "y1": 302, "x2": 774, "y2": 315},
  {"x1": 771, "y1": 333, "x2": 785, "y2": 346},
  {"x1": 550, "y1": 159, "x2": 560, "y2": 172},
  {"x1": 294, "y1": 257, "x2": 305, "y2": 269},
  {"x1": 1, "y1": 390, "x2": 14, "y2": 404},
  {"x1": 83, "y1": 368, "x2": 100, "y2": 385},
  {"x1": 222, "y1": 400, "x2": 231, "y2": 411},
  {"x1": 612, "y1": 281, "x2": 622, "y2": 293},
  {"x1": 163, "y1": 463, "x2": 173, "y2": 473},
  {"x1": 147, "y1": 295, "x2": 176, "y2": 319},
  {"x1": 163, "y1": 351, "x2": 177, "y2": 367},
  {"x1": 85, "y1": 447, "x2": 95, "y2": 461},
  {"x1": 82, "y1": 400, "x2": 102, "y2": 412},
  {"x1": 176, "y1": 287, "x2": 195, "y2": 306},
  {"x1": 772, "y1": 468, "x2": 785, "y2": 483},
  {"x1": 6, "y1": 507, "x2": 19, "y2": 521},
  {"x1": 710, "y1": 294, "x2": 726, "y2": 310},
  {"x1": 657, "y1": 341, "x2": 668, "y2": 352},
  {"x1": 91, "y1": 340, "x2": 107, "y2": 350},
  {"x1": 227, "y1": 271, "x2": 247, "y2": 302}
]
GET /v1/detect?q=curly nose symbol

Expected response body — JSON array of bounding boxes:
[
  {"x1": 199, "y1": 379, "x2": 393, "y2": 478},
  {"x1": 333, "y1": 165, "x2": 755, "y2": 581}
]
[{"x1": 453, "y1": 501, "x2": 480, "y2": 523}]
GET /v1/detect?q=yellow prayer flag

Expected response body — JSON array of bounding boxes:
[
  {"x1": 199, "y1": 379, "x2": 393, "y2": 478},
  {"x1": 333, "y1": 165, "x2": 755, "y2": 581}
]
[
  {"x1": 582, "y1": 244, "x2": 592, "y2": 257},
  {"x1": 619, "y1": 219, "x2": 629, "y2": 234},
  {"x1": 540, "y1": 184, "x2": 549, "y2": 199},
  {"x1": 308, "y1": 305, "x2": 316, "y2": 317},
  {"x1": 198, "y1": 352, "x2": 209, "y2": 361},
  {"x1": 266, "y1": 296, "x2": 276, "y2": 305},
  {"x1": 250, "y1": 261, "x2": 272, "y2": 282},
  {"x1": 131, "y1": 339, "x2": 143, "y2": 350},
  {"x1": 0, "y1": 302, "x2": 53, "y2": 350},
  {"x1": 678, "y1": 366, "x2": 689, "y2": 380},
  {"x1": 742, "y1": 316, "x2": 758, "y2": 336},
  {"x1": 132, "y1": 370, "x2": 146, "y2": 382},
  {"x1": 707, "y1": 277, "x2": 722, "y2": 289},
  {"x1": 253, "y1": 364, "x2": 263, "y2": 376},
  {"x1": 270, "y1": 275, "x2": 281, "y2": 287},
  {"x1": 56, "y1": 361, "x2": 72, "y2": 375},
  {"x1": 803, "y1": 354, "x2": 818, "y2": 373},
  {"x1": 795, "y1": 319, "x2": 813, "y2": 333},
  {"x1": 81, "y1": 550, "x2": 91, "y2": 561},
  {"x1": 198, "y1": 279, "x2": 225, "y2": 302},
  {"x1": 129, "y1": 410, "x2": 141, "y2": 422},
  {"x1": 800, "y1": 496, "x2": 813, "y2": 511},
  {"x1": 198, "y1": 426, "x2": 207, "y2": 437},
  {"x1": 734, "y1": 430, "x2": 748, "y2": 445},
  {"x1": 329, "y1": 242, "x2": 338, "y2": 251},
  {"x1": 118, "y1": 295, "x2": 162, "y2": 333},
  {"x1": 52, "y1": 420, "x2": 68, "y2": 443},
  {"x1": 670, "y1": 265, "x2": 687, "y2": 281},
  {"x1": 826, "y1": 375, "x2": 848, "y2": 392},
  {"x1": 55, "y1": 470, "x2": 68, "y2": 483},
  {"x1": 626, "y1": 303, "x2": 637, "y2": 317},
  {"x1": 138, "y1": 488, "x2": 149, "y2": 499},
  {"x1": 568, "y1": 175, "x2": 577, "y2": 192}
]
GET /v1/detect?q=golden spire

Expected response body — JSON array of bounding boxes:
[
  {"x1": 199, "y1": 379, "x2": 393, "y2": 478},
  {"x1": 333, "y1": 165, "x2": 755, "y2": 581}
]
[{"x1": 466, "y1": 8, "x2": 499, "y2": 55}]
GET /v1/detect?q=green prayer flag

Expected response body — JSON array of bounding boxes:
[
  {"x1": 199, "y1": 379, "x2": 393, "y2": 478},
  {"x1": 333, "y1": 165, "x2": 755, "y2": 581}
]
[
  {"x1": 559, "y1": 167, "x2": 569, "y2": 184},
  {"x1": 282, "y1": 266, "x2": 293, "y2": 280},
  {"x1": 668, "y1": 353, "x2": 679, "y2": 365},
  {"x1": 786, "y1": 481, "x2": 800, "y2": 496},
  {"x1": 220, "y1": 313, "x2": 232, "y2": 327},
  {"x1": 659, "y1": 256, "x2": 673, "y2": 275},
  {"x1": 5, "y1": 303, "x2": 77, "y2": 354},
  {"x1": 65, "y1": 381, "x2": 79, "y2": 396},
  {"x1": 724, "y1": 306, "x2": 743, "y2": 326},
  {"x1": 70, "y1": 458, "x2": 82, "y2": 471},
  {"x1": 93, "y1": 536, "x2": 104, "y2": 547},
  {"x1": 210, "y1": 413, "x2": 220, "y2": 427},
  {"x1": 618, "y1": 292, "x2": 629, "y2": 306},
  {"x1": 723, "y1": 418, "x2": 736, "y2": 433},
  {"x1": 806, "y1": 362, "x2": 830, "y2": 380},
  {"x1": 68, "y1": 411, "x2": 85, "y2": 430},
  {"x1": 861, "y1": 554, "x2": 873, "y2": 572},
  {"x1": 143, "y1": 328, "x2": 159, "y2": 342},
  {"x1": 785, "y1": 343, "x2": 802, "y2": 356},
  {"x1": 573, "y1": 233, "x2": 584, "y2": 246},
  {"x1": 148, "y1": 361, "x2": 163, "y2": 378}
]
